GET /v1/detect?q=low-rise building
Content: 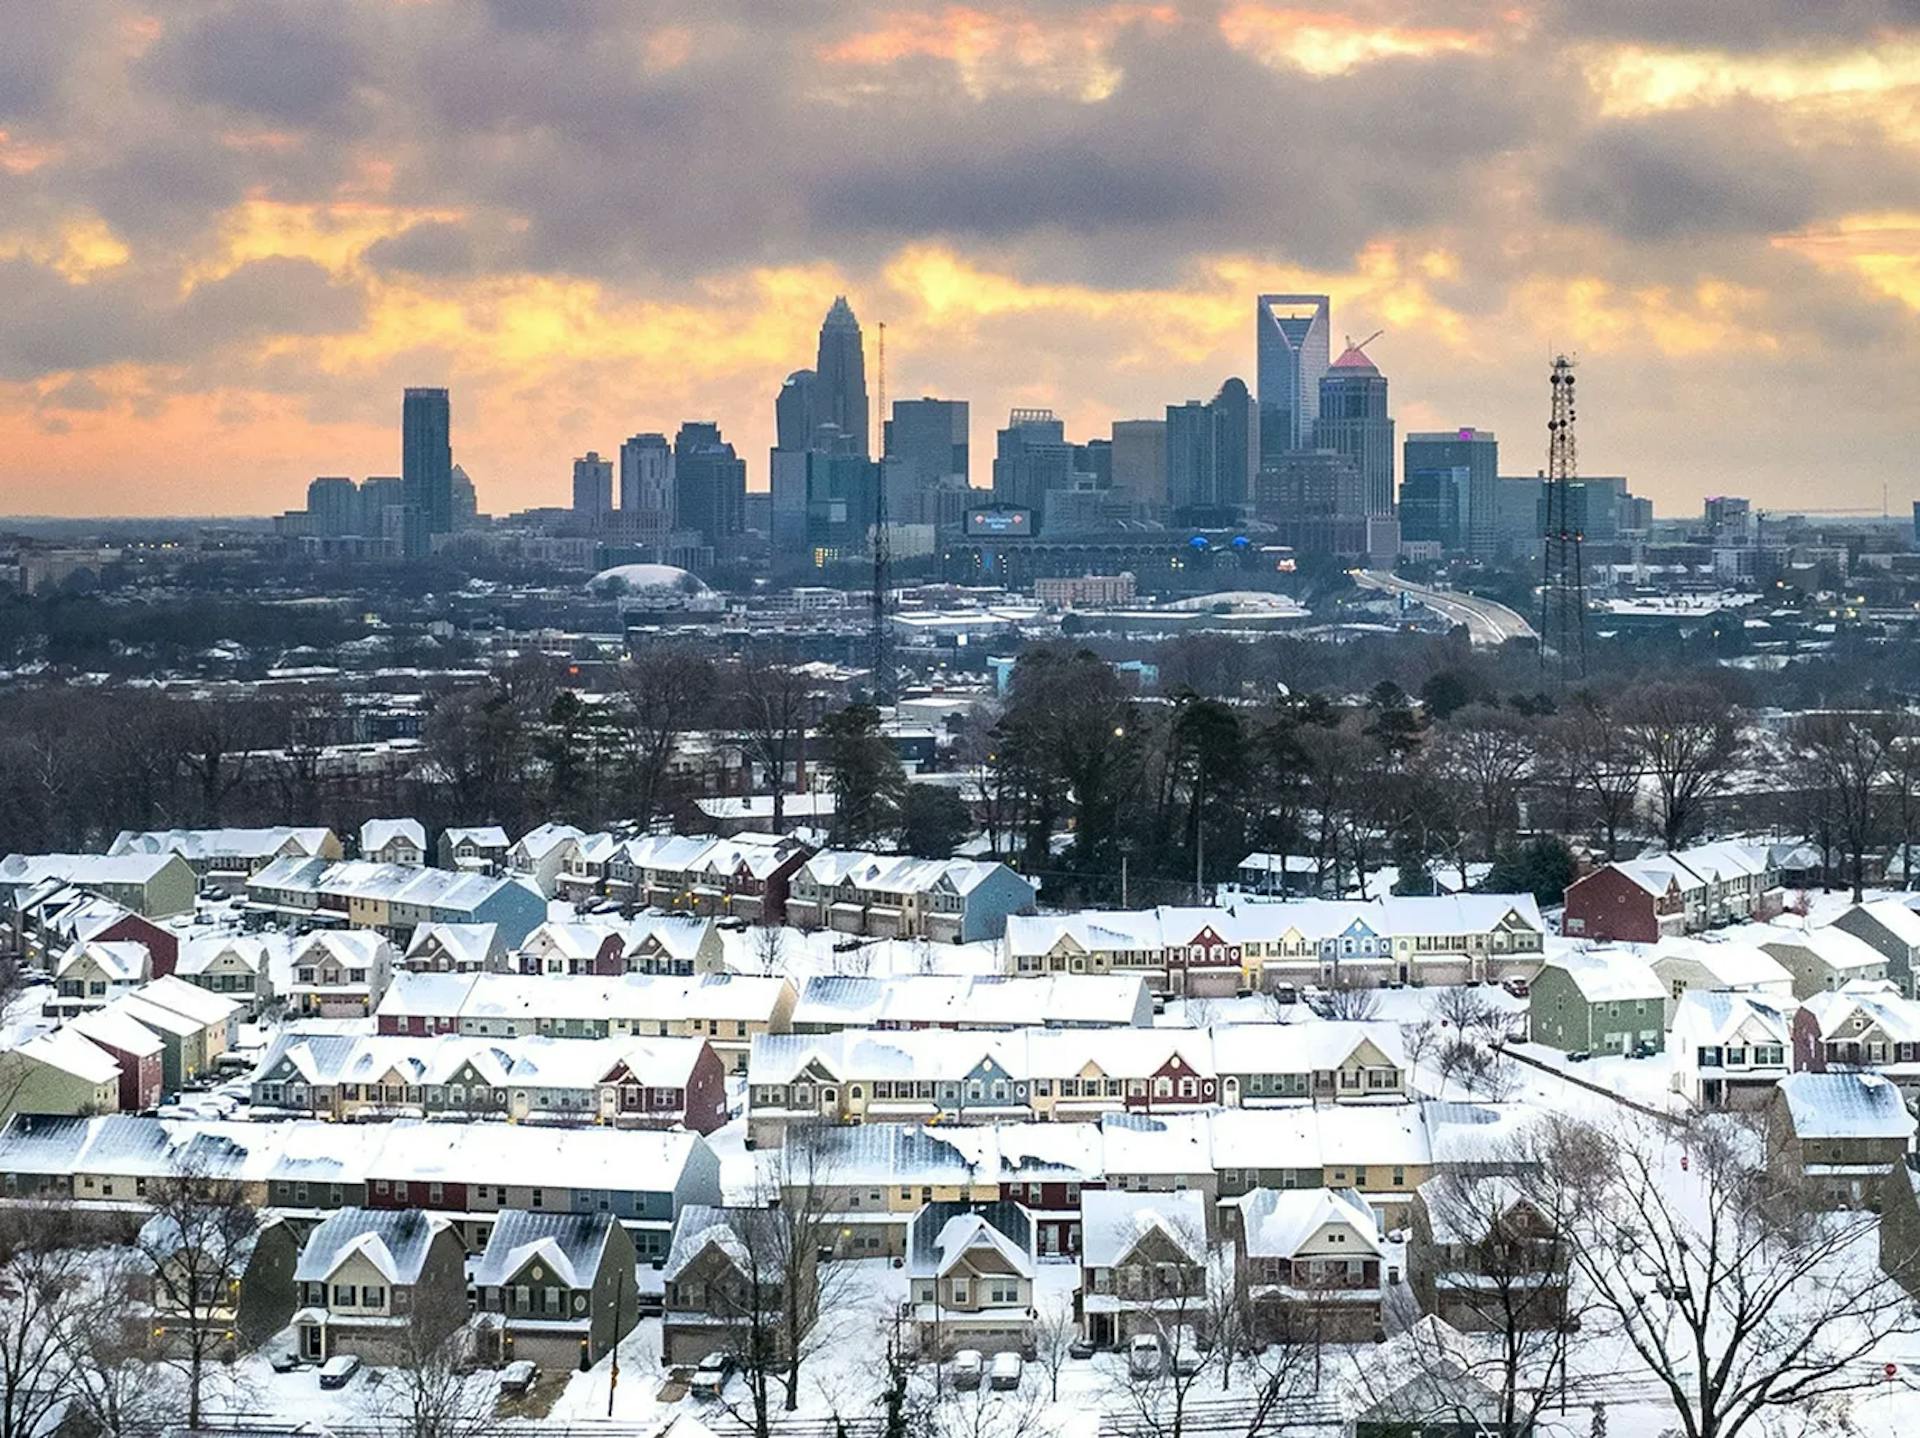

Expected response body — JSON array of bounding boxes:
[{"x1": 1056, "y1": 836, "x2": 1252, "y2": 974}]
[
  {"x1": 109, "y1": 828, "x2": 341, "y2": 883},
  {"x1": 1562, "y1": 842, "x2": 1780, "y2": 944},
  {"x1": 1647, "y1": 934, "x2": 1794, "y2": 1025},
  {"x1": 1527, "y1": 950, "x2": 1665, "y2": 1055},
  {"x1": 285, "y1": 931, "x2": 396, "y2": 1018},
  {"x1": 1790, "y1": 986, "x2": 1920, "y2": 1096},
  {"x1": 68, "y1": 1006, "x2": 166, "y2": 1112},
  {"x1": 787, "y1": 852, "x2": 1038, "y2": 943},
  {"x1": 1761, "y1": 924, "x2": 1889, "y2": 998},
  {"x1": 402, "y1": 923, "x2": 507, "y2": 974},
  {"x1": 1407, "y1": 1176, "x2": 1568, "y2": 1334},
  {"x1": 48, "y1": 939, "x2": 152, "y2": 1018},
  {"x1": 1829, "y1": 900, "x2": 1920, "y2": 998},
  {"x1": 0, "y1": 852, "x2": 197, "y2": 920},
  {"x1": 291, "y1": 1207, "x2": 468, "y2": 1363},
  {"x1": 906, "y1": 1199, "x2": 1038, "y2": 1357},
  {"x1": 469, "y1": 1209, "x2": 639, "y2": 1367},
  {"x1": 1233, "y1": 1186, "x2": 1383, "y2": 1343},
  {"x1": 1768, "y1": 1071, "x2": 1915, "y2": 1208},
  {"x1": 1668, "y1": 991, "x2": 1793, "y2": 1110},
  {"x1": 661, "y1": 1204, "x2": 813, "y2": 1366},
  {"x1": 1077, "y1": 1188, "x2": 1209, "y2": 1347},
  {"x1": 439, "y1": 827, "x2": 510, "y2": 875},
  {"x1": 359, "y1": 819, "x2": 427, "y2": 867},
  {"x1": 141, "y1": 1209, "x2": 300, "y2": 1359},
  {"x1": 174, "y1": 934, "x2": 276, "y2": 1012},
  {"x1": 0, "y1": 1029, "x2": 121, "y2": 1124}
]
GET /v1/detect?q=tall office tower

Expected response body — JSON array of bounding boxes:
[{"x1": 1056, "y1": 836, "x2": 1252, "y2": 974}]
[
  {"x1": 799, "y1": 451, "x2": 881, "y2": 567},
  {"x1": 1073, "y1": 438, "x2": 1113, "y2": 491},
  {"x1": 1111, "y1": 419, "x2": 1168, "y2": 508},
  {"x1": 673, "y1": 421, "x2": 747, "y2": 545},
  {"x1": 776, "y1": 369, "x2": 817, "y2": 451},
  {"x1": 306, "y1": 477, "x2": 358, "y2": 536},
  {"x1": 815, "y1": 297, "x2": 870, "y2": 458},
  {"x1": 358, "y1": 476, "x2": 404, "y2": 540},
  {"x1": 1255, "y1": 294, "x2": 1330, "y2": 460},
  {"x1": 450, "y1": 464, "x2": 478, "y2": 529},
  {"x1": 571, "y1": 451, "x2": 613, "y2": 520},
  {"x1": 885, "y1": 398, "x2": 970, "y2": 488},
  {"x1": 1312, "y1": 340, "x2": 1393, "y2": 517},
  {"x1": 1704, "y1": 495, "x2": 1753, "y2": 542},
  {"x1": 618, "y1": 432, "x2": 675, "y2": 527},
  {"x1": 401, "y1": 387, "x2": 452, "y2": 537},
  {"x1": 991, "y1": 409, "x2": 1073, "y2": 523},
  {"x1": 1166, "y1": 378, "x2": 1257, "y2": 515},
  {"x1": 769, "y1": 448, "x2": 811, "y2": 559},
  {"x1": 1254, "y1": 449, "x2": 1365, "y2": 521},
  {"x1": 1399, "y1": 467, "x2": 1469, "y2": 551},
  {"x1": 1404, "y1": 428, "x2": 1499, "y2": 558}
]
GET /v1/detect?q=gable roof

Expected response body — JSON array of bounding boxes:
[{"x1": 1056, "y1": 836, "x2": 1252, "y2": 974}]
[
  {"x1": 471, "y1": 1208, "x2": 618, "y2": 1289},
  {"x1": 906, "y1": 1200, "x2": 1035, "y2": 1281},
  {"x1": 296, "y1": 1206, "x2": 449, "y2": 1285},
  {"x1": 1078, "y1": 1188, "x2": 1208, "y2": 1267},
  {"x1": 361, "y1": 819, "x2": 426, "y2": 854},
  {"x1": 1668, "y1": 990, "x2": 1794, "y2": 1048},
  {"x1": 1647, "y1": 934, "x2": 1792, "y2": 990},
  {"x1": 1235, "y1": 1185, "x2": 1379, "y2": 1259},
  {"x1": 1778, "y1": 1072, "x2": 1916, "y2": 1142},
  {"x1": 1541, "y1": 949, "x2": 1665, "y2": 1004}
]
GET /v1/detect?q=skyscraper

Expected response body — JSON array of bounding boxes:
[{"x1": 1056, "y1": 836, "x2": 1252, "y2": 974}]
[
  {"x1": 775, "y1": 369, "x2": 817, "y2": 451},
  {"x1": 572, "y1": 451, "x2": 613, "y2": 520},
  {"x1": 1111, "y1": 419, "x2": 1168, "y2": 508},
  {"x1": 1404, "y1": 428, "x2": 1498, "y2": 558},
  {"x1": 673, "y1": 421, "x2": 747, "y2": 546},
  {"x1": 1210, "y1": 377, "x2": 1256, "y2": 511},
  {"x1": 450, "y1": 464, "x2": 478, "y2": 529},
  {"x1": 815, "y1": 297, "x2": 870, "y2": 458},
  {"x1": 1313, "y1": 340, "x2": 1394, "y2": 517},
  {"x1": 401, "y1": 387, "x2": 452, "y2": 538},
  {"x1": 884, "y1": 398, "x2": 970, "y2": 489},
  {"x1": 1165, "y1": 379, "x2": 1257, "y2": 517},
  {"x1": 991, "y1": 409, "x2": 1076, "y2": 525},
  {"x1": 1255, "y1": 295, "x2": 1330, "y2": 460},
  {"x1": 618, "y1": 432, "x2": 675, "y2": 532},
  {"x1": 306, "y1": 477, "x2": 357, "y2": 536}
]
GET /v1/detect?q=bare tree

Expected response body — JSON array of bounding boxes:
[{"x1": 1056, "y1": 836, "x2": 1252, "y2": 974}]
[
  {"x1": 1620, "y1": 684, "x2": 1744, "y2": 850},
  {"x1": 729, "y1": 662, "x2": 818, "y2": 835},
  {"x1": 1789, "y1": 713, "x2": 1890, "y2": 903},
  {"x1": 1102, "y1": 1215, "x2": 1222, "y2": 1438},
  {"x1": 1430, "y1": 985, "x2": 1500, "y2": 1036},
  {"x1": 362, "y1": 1285, "x2": 492, "y2": 1438},
  {"x1": 1307, "y1": 968, "x2": 1379, "y2": 1021},
  {"x1": 0, "y1": 1206, "x2": 95, "y2": 1438},
  {"x1": 1030, "y1": 1295, "x2": 1077, "y2": 1403},
  {"x1": 60, "y1": 1253, "x2": 179, "y2": 1438},
  {"x1": 613, "y1": 650, "x2": 712, "y2": 827},
  {"x1": 1548, "y1": 1111, "x2": 1920, "y2": 1438},
  {"x1": 136, "y1": 1164, "x2": 262, "y2": 1430},
  {"x1": 1555, "y1": 698, "x2": 1646, "y2": 861},
  {"x1": 751, "y1": 924, "x2": 789, "y2": 978},
  {"x1": 1436, "y1": 706, "x2": 1537, "y2": 862},
  {"x1": 911, "y1": 1378, "x2": 1060, "y2": 1438}
]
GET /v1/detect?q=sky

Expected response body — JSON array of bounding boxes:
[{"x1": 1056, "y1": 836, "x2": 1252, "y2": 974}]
[{"x1": 2, "y1": 0, "x2": 1918, "y2": 521}]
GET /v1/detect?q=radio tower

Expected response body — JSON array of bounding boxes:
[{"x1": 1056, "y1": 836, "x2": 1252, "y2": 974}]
[
  {"x1": 869, "y1": 321, "x2": 892, "y2": 703},
  {"x1": 1539, "y1": 353, "x2": 1588, "y2": 685}
]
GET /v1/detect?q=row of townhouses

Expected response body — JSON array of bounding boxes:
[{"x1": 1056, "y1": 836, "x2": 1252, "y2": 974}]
[
  {"x1": 1005, "y1": 895, "x2": 1548, "y2": 995},
  {"x1": 1562, "y1": 840, "x2": 1783, "y2": 944},
  {"x1": 244, "y1": 858, "x2": 548, "y2": 947}
]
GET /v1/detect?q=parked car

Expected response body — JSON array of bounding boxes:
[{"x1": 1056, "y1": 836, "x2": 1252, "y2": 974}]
[
  {"x1": 1167, "y1": 1325, "x2": 1203, "y2": 1377},
  {"x1": 1127, "y1": 1334, "x2": 1164, "y2": 1380},
  {"x1": 950, "y1": 1350, "x2": 985, "y2": 1391},
  {"x1": 498, "y1": 1360, "x2": 539, "y2": 1396},
  {"x1": 1566, "y1": 1050, "x2": 1591, "y2": 1064},
  {"x1": 690, "y1": 1352, "x2": 735, "y2": 1400},
  {"x1": 318, "y1": 1355, "x2": 361, "y2": 1390},
  {"x1": 989, "y1": 1352, "x2": 1023, "y2": 1390},
  {"x1": 265, "y1": 1342, "x2": 301, "y2": 1373},
  {"x1": 1502, "y1": 977, "x2": 1530, "y2": 998},
  {"x1": 1068, "y1": 1336, "x2": 1098, "y2": 1360},
  {"x1": 1271, "y1": 984, "x2": 1298, "y2": 1006}
]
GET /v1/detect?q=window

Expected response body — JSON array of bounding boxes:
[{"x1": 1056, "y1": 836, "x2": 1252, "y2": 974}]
[
  {"x1": 362, "y1": 1285, "x2": 385, "y2": 1309},
  {"x1": 333, "y1": 1284, "x2": 356, "y2": 1306}
]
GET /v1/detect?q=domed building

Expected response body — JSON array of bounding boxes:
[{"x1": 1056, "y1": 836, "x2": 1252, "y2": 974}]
[{"x1": 585, "y1": 563, "x2": 724, "y2": 613}]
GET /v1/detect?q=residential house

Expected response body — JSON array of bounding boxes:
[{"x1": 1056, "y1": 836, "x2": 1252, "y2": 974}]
[
  {"x1": 109, "y1": 828, "x2": 341, "y2": 883},
  {"x1": 1791, "y1": 986, "x2": 1920, "y2": 1096},
  {"x1": 1648, "y1": 934, "x2": 1794, "y2": 1024},
  {"x1": 110, "y1": 978, "x2": 242, "y2": 1091},
  {"x1": 518, "y1": 922, "x2": 625, "y2": 977},
  {"x1": 905, "y1": 1200, "x2": 1038, "y2": 1357},
  {"x1": 439, "y1": 826, "x2": 510, "y2": 875},
  {"x1": 291, "y1": 1207, "x2": 468, "y2": 1363},
  {"x1": 174, "y1": 934, "x2": 274, "y2": 1012},
  {"x1": 1233, "y1": 1186, "x2": 1383, "y2": 1343},
  {"x1": 141, "y1": 1209, "x2": 300, "y2": 1357},
  {"x1": 1760, "y1": 923, "x2": 1889, "y2": 998},
  {"x1": 623, "y1": 917, "x2": 725, "y2": 977},
  {"x1": 661, "y1": 1204, "x2": 813, "y2": 1366},
  {"x1": 787, "y1": 974, "x2": 1153, "y2": 1034},
  {"x1": 402, "y1": 923, "x2": 507, "y2": 974},
  {"x1": 1209, "y1": 1022, "x2": 1409, "y2": 1107},
  {"x1": 784, "y1": 1123, "x2": 1002, "y2": 1260},
  {"x1": 1210, "y1": 1105, "x2": 1434, "y2": 1230},
  {"x1": 1407, "y1": 1177, "x2": 1568, "y2": 1334},
  {"x1": 0, "y1": 852, "x2": 197, "y2": 920},
  {"x1": 1344, "y1": 1317, "x2": 1524, "y2": 1438},
  {"x1": 628, "y1": 832, "x2": 814, "y2": 924},
  {"x1": 1668, "y1": 991, "x2": 1793, "y2": 1109},
  {"x1": 47, "y1": 939, "x2": 151, "y2": 1018},
  {"x1": 22, "y1": 896, "x2": 177, "y2": 980},
  {"x1": 554, "y1": 833, "x2": 623, "y2": 905},
  {"x1": 469, "y1": 1209, "x2": 639, "y2": 1367},
  {"x1": 373, "y1": 972, "x2": 473, "y2": 1037},
  {"x1": 285, "y1": 931, "x2": 396, "y2": 1018},
  {"x1": 1830, "y1": 900, "x2": 1920, "y2": 998},
  {"x1": 360, "y1": 820, "x2": 426, "y2": 867},
  {"x1": 67, "y1": 1006, "x2": 166, "y2": 1113},
  {"x1": 1562, "y1": 842, "x2": 1780, "y2": 943},
  {"x1": 507, "y1": 824, "x2": 585, "y2": 898},
  {"x1": 1768, "y1": 1071, "x2": 1915, "y2": 1208},
  {"x1": 1076, "y1": 1188, "x2": 1209, "y2": 1347},
  {"x1": 0, "y1": 1029, "x2": 120, "y2": 1123},
  {"x1": 1527, "y1": 950, "x2": 1665, "y2": 1055},
  {"x1": 243, "y1": 860, "x2": 546, "y2": 948}
]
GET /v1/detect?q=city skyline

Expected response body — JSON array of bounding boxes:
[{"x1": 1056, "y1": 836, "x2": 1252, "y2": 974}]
[{"x1": 3, "y1": 3, "x2": 1919, "y2": 519}]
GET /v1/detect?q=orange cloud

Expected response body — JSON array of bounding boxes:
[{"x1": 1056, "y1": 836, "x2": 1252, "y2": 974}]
[
  {"x1": 0, "y1": 130, "x2": 60, "y2": 175},
  {"x1": 1774, "y1": 213, "x2": 1920, "y2": 312},
  {"x1": 818, "y1": 4, "x2": 1178, "y2": 100},
  {"x1": 1508, "y1": 272, "x2": 1778, "y2": 357},
  {"x1": 1219, "y1": 4, "x2": 1490, "y2": 76}
]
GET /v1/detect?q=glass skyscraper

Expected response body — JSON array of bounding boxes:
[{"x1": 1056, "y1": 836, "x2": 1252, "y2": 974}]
[
  {"x1": 1255, "y1": 295, "x2": 1330, "y2": 461},
  {"x1": 401, "y1": 387, "x2": 452, "y2": 539}
]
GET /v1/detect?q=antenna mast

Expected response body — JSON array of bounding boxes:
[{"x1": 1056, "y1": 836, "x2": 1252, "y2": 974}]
[
  {"x1": 870, "y1": 321, "x2": 892, "y2": 704},
  {"x1": 1539, "y1": 354, "x2": 1588, "y2": 685}
]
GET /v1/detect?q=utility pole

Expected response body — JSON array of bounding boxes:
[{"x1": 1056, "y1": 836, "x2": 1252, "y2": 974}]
[{"x1": 607, "y1": 1266, "x2": 623, "y2": 1416}]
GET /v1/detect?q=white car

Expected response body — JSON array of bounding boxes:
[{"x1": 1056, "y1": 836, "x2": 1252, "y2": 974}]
[
  {"x1": 1127, "y1": 1334, "x2": 1163, "y2": 1380},
  {"x1": 318, "y1": 1354, "x2": 361, "y2": 1389},
  {"x1": 950, "y1": 1349, "x2": 985, "y2": 1391},
  {"x1": 989, "y1": 1352, "x2": 1023, "y2": 1390}
]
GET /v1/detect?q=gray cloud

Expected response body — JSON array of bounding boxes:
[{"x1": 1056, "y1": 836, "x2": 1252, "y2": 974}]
[{"x1": 141, "y1": 1, "x2": 371, "y2": 128}]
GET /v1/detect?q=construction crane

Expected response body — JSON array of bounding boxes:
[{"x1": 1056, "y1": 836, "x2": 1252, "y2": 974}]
[
  {"x1": 870, "y1": 321, "x2": 892, "y2": 704},
  {"x1": 1346, "y1": 329, "x2": 1384, "y2": 352}
]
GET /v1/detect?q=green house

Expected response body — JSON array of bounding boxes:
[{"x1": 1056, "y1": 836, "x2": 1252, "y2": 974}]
[{"x1": 1528, "y1": 951, "x2": 1665, "y2": 1055}]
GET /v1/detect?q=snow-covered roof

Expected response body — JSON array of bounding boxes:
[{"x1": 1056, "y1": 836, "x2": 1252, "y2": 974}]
[
  {"x1": 1842, "y1": 900, "x2": 1920, "y2": 951},
  {"x1": 1761, "y1": 924, "x2": 1886, "y2": 974},
  {"x1": 295, "y1": 1207, "x2": 447, "y2": 1285},
  {"x1": 470, "y1": 1208, "x2": 618, "y2": 1289},
  {"x1": 1079, "y1": 1188, "x2": 1207, "y2": 1266},
  {"x1": 109, "y1": 828, "x2": 335, "y2": 864},
  {"x1": 1778, "y1": 1072, "x2": 1916, "y2": 1141},
  {"x1": 1798, "y1": 988, "x2": 1920, "y2": 1045},
  {"x1": 175, "y1": 934, "x2": 270, "y2": 977},
  {"x1": 55, "y1": 939, "x2": 149, "y2": 983},
  {"x1": 0, "y1": 852, "x2": 182, "y2": 889},
  {"x1": 404, "y1": 922, "x2": 501, "y2": 967},
  {"x1": 789, "y1": 973, "x2": 1147, "y2": 1030},
  {"x1": 1234, "y1": 1185, "x2": 1378, "y2": 1259},
  {"x1": 11, "y1": 1028, "x2": 120, "y2": 1085},
  {"x1": 907, "y1": 1200, "x2": 1035, "y2": 1281},
  {"x1": 67, "y1": 1005, "x2": 166, "y2": 1058},
  {"x1": 662, "y1": 1204, "x2": 780, "y2": 1283},
  {"x1": 1208, "y1": 1019, "x2": 1406, "y2": 1073},
  {"x1": 134, "y1": 974, "x2": 242, "y2": 1028},
  {"x1": 444, "y1": 826, "x2": 509, "y2": 850},
  {"x1": 1005, "y1": 894, "x2": 1543, "y2": 957},
  {"x1": 1647, "y1": 934, "x2": 1792, "y2": 991},
  {"x1": 376, "y1": 971, "x2": 478, "y2": 1018},
  {"x1": 512, "y1": 824, "x2": 585, "y2": 863},
  {"x1": 360, "y1": 819, "x2": 426, "y2": 854},
  {"x1": 1541, "y1": 948, "x2": 1665, "y2": 1004},
  {"x1": 1668, "y1": 990, "x2": 1794, "y2": 1049},
  {"x1": 447, "y1": 972, "x2": 790, "y2": 1026}
]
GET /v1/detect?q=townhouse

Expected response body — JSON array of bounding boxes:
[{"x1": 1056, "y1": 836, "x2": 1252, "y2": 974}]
[
  {"x1": 358, "y1": 819, "x2": 426, "y2": 867},
  {"x1": 244, "y1": 858, "x2": 546, "y2": 948},
  {"x1": 174, "y1": 933, "x2": 277, "y2": 1012},
  {"x1": 623, "y1": 915, "x2": 725, "y2": 976},
  {"x1": 1562, "y1": 841, "x2": 1781, "y2": 944},
  {"x1": 251, "y1": 1029, "x2": 729, "y2": 1132},
  {"x1": 746, "y1": 1021, "x2": 1413, "y2": 1147},
  {"x1": 507, "y1": 824, "x2": 586, "y2": 898},
  {"x1": 291, "y1": 1207, "x2": 468, "y2": 1363},
  {"x1": 1669, "y1": 990, "x2": 1793, "y2": 1110},
  {"x1": 519, "y1": 921, "x2": 627, "y2": 976},
  {"x1": 96, "y1": 976, "x2": 243, "y2": 1092},
  {"x1": 1210, "y1": 1104, "x2": 1434, "y2": 1229},
  {"x1": 662, "y1": 1204, "x2": 816, "y2": 1365},
  {"x1": 0, "y1": 851, "x2": 197, "y2": 920},
  {"x1": 377, "y1": 971, "x2": 795, "y2": 1074},
  {"x1": 781, "y1": 1123, "x2": 1003, "y2": 1259},
  {"x1": 401, "y1": 922, "x2": 507, "y2": 974},
  {"x1": 1646, "y1": 934, "x2": 1794, "y2": 1024},
  {"x1": 1768, "y1": 1072, "x2": 1915, "y2": 1208},
  {"x1": 1407, "y1": 1176, "x2": 1569, "y2": 1335},
  {"x1": 787, "y1": 973, "x2": 1153, "y2": 1033},
  {"x1": 109, "y1": 827, "x2": 341, "y2": 883},
  {"x1": 786, "y1": 851, "x2": 1038, "y2": 943},
  {"x1": 16, "y1": 894, "x2": 177, "y2": 979},
  {"x1": 47, "y1": 938, "x2": 151, "y2": 1018},
  {"x1": 1077, "y1": 1188, "x2": 1210, "y2": 1347},
  {"x1": 67, "y1": 1006, "x2": 166, "y2": 1112},
  {"x1": 142, "y1": 1209, "x2": 299, "y2": 1359},
  {"x1": 1232, "y1": 1186, "x2": 1384, "y2": 1343},
  {"x1": 285, "y1": 930, "x2": 396, "y2": 1018},
  {"x1": 1760, "y1": 923, "x2": 1889, "y2": 998},
  {"x1": 1527, "y1": 949, "x2": 1666, "y2": 1055},
  {"x1": 1006, "y1": 895, "x2": 1547, "y2": 994},
  {"x1": 1829, "y1": 900, "x2": 1920, "y2": 997},
  {"x1": 906, "y1": 1200, "x2": 1039, "y2": 1357},
  {"x1": 469, "y1": 1209, "x2": 639, "y2": 1367},
  {"x1": 554, "y1": 833, "x2": 625, "y2": 905},
  {"x1": 1792, "y1": 987, "x2": 1920, "y2": 1095},
  {"x1": 0, "y1": 1029, "x2": 121, "y2": 1124},
  {"x1": 438, "y1": 826, "x2": 509, "y2": 875}
]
